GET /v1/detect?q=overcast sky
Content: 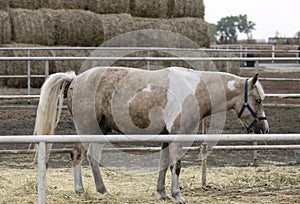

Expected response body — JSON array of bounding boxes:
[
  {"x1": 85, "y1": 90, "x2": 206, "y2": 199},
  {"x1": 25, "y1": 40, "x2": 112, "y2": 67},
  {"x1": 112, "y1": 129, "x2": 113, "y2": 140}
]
[{"x1": 204, "y1": 0, "x2": 300, "y2": 41}]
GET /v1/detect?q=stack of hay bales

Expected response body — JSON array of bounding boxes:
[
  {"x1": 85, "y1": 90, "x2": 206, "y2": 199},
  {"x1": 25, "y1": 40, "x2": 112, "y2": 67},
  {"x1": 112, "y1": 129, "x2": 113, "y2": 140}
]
[
  {"x1": 1, "y1": 0, "x2": 208, "y2": 47},
  {"x1": 1, "y1": 0, "x2": 238, "y2": 88},
  {"x1": 6, "y1": 9, "x2": 208, "y2": 47},
  {"x1": 4, "y1": 0, "x2": 205, "y2": 18}
]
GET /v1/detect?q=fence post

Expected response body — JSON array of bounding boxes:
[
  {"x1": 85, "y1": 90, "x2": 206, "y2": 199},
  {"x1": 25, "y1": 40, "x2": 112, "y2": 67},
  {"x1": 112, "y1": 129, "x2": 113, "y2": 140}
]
[
  {"x1": 253, "y1": 141, "x2": 258, "y2": 166},
  {"x1": 45, "y1": 60, "x2": 49, "y2": 80},
  {"x1": 272, "y1": 45, "x2": 275, "y2": 63},
  {"x1": 226, "y1": 45, "x2": 230, "y2": 72},
  {"x1": 38, "y1": 142, "x2": 47, "y2": 204},
  {"x1": 27, "y1": 49, "x2": 31, "y2": 96},
  {"x1": 147, "y1": 49, "x2": 150, "y2": 70},
  {"x1": 201, "y1": 118, "x2": 207, "y2": 188},
  {"x1": 255, "y1": 60, "x2": 260, "y2": 73},
  {"x1": 201, "y1": 143, "x2": 207, "y2": 188}
]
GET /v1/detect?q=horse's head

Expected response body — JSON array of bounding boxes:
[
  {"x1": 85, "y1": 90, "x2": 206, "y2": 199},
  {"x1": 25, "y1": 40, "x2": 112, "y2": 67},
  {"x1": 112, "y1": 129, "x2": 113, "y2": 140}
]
[{"x1": 235, "y1": 74, "x2": 269, "y2": 134}]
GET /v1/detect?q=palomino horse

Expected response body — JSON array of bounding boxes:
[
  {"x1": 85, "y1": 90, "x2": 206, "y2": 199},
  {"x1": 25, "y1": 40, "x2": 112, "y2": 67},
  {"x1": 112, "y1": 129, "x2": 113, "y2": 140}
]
[{"x1": 34, "y1": 66, "x2": 269, "y2": 204}]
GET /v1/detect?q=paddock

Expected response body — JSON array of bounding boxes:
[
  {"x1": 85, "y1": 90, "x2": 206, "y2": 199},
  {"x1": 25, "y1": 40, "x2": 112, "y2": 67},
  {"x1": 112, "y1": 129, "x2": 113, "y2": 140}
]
[{"x1": 0, "y1": 47, "x2": 300, "y2": 203}]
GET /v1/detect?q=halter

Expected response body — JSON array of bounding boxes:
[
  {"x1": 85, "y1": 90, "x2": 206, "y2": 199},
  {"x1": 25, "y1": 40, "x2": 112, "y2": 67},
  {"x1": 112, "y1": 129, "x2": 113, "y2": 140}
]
[{"x1": 237, "y1": 79, "x2": 267, "y2": 133}]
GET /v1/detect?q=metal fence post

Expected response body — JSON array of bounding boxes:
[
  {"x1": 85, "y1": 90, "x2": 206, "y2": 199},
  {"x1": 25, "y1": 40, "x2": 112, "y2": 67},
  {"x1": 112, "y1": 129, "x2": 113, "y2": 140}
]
[
  {"x1": 147, "y1": 49, "x2": 150, "y2": 70},
  {"x1": 45, "y1": 60, "x2": 49, "y2": 80},
  {"x1": 201, "y1": 143, "x2": 207, "y2": 188},
  {"x1": 27, "y1": 49, "x2": 31, "y2": 95},
  {"x1": 38, "y1": 142, "x2": 47, "y2": 204},
  {"x1": 253, "y1": 141, "x2": 258, "y2": 166},
  {"x1": 272, "y1": 45, "x2": 275, "y2": 63},
  {"x1": 255, "y1": 60, "x2": 260, "y2": 73},
  {"x1": 226, "y1": 46, "x2": 230, "y2": 72}
]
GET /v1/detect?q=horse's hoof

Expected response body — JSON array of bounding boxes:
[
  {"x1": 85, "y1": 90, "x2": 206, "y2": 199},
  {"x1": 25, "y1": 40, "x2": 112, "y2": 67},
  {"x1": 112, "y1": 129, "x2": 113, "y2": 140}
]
[
  {"x1": 159, "y1": 195, "x2": 170, "y2": 200},
  {"x1": 158, "y1": 190, "x2": 170, "y2": 200},
  {"x1": 97, "y1": 187, "x2": 108, "y2": 194},
  {"x1": 75, "y1": 189, "x2": 84, "y2": 196},
  {"x1": 174, "y1": 195, "x2": 185, "y2": 204}
]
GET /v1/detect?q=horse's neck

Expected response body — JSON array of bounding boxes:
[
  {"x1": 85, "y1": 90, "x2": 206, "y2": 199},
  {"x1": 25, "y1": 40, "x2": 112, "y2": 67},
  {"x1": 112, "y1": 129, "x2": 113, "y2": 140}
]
[{"x1": 199, "y1": 73, "x2": 243, "y2": 118}]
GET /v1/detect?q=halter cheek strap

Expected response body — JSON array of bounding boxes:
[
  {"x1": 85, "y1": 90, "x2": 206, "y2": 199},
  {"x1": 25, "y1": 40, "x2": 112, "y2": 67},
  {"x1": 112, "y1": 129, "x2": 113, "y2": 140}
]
[{"x1": 238, "y1": 79, "x2": 267, "y2": 133}]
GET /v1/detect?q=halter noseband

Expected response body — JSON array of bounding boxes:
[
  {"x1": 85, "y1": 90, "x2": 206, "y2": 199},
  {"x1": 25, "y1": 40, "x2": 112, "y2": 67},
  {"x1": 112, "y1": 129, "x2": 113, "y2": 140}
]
[{"x1": 237, "y1": 79, "x2": 267, "y2": 133}]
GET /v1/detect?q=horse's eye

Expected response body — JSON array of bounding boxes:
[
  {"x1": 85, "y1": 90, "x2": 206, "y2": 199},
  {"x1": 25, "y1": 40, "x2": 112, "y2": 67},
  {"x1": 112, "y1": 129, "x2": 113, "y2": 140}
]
[{"x1": 255, "y1": 99, "x2": 262, "y2": 104}]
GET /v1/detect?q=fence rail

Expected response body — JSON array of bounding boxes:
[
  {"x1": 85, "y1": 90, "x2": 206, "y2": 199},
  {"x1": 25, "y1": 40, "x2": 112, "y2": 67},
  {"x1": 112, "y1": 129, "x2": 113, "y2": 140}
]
[{"x1": 1, "y1": 46, "x2": 300, "y2": 95}]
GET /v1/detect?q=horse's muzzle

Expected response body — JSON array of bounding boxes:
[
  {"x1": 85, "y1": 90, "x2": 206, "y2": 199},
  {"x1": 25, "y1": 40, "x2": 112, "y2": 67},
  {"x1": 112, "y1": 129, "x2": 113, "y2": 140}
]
[{"x1": 252, "y1": 120, "x2": 269, "y2": 134}]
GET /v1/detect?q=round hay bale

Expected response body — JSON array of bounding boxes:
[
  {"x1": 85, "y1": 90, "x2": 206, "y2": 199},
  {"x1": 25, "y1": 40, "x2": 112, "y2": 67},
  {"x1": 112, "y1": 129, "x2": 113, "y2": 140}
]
[
  {"x1": 55, "y1": 11, "x2": 131, "y2": 46},
  {"x1": 7, "y1": 0, "x2": 41, "y2": 9},
  {"x1": 40, "y1": 0, "x2": 87, "y2": 10},
  {"x1": 55, "y1": 10, "x2": 104, "y2": 46},
  {"x1": 10, "y1": 9, "x2": 57, "y2": 45},
  {"x1": 0, "y1": 11, "x2": 11, "y2": 44},
  {"x1": 0, "y1": 0, "x2": 9, "y2": 10},
  {"x1": 125, "y1": 17, "x2": 209, "y2": 48},
  {"x1": 170, "y1": 18, "x2": 209, "y2": 48},
  {"x1": 131, "y1": 17, "x2": 172, "y2": 31},
  {"x1": 130, "y1": 0, "x2": 168, "y2": 18},
  {"x1": 168, "y1": 0, "x2": 205, "y2": 18},
  {"x1": 99, "y1": 13, "x2": 132, "y2": 43},
  {"x1": 87, "y1": 0, "x2": 130, "y2": 14}
]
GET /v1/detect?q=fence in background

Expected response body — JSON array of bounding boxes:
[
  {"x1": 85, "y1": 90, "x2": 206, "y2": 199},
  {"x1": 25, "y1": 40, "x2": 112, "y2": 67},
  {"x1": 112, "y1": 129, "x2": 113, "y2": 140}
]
[
  {"x1": 0, "y1": 46, "x2": 300, "y2": 95},
  {"x1": 1, "y1": 46, "x2": 300, "y2": 109}
]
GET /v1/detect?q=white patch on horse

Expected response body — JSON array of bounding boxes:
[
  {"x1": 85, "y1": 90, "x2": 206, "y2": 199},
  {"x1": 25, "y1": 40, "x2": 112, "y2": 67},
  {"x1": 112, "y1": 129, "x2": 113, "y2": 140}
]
[
  {"x1": 227, "y1": 80, "x2": 236, "y2": 91},
  {"x1": 164, "y1": 67, "x2": 201, "y2": 132},
  {"x1": 143, "y1": 84, "x2": 152, "y2": 92}
]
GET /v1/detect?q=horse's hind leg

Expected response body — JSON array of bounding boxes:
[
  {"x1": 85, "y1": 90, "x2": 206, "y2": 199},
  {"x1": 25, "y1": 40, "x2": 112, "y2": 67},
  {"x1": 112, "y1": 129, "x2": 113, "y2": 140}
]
[
  {"x1": 169, "y1": 142, "x2": 185, "y2": 204},
  {"x1": 87, "y1": 143, "x2": 108, "y2": 194},
  {"x1": 71, "y1": 143, "x2": 88, "y2": 195},
  {"x1": 157, "y1": 142, "x2": 170, "y2": 200},
  {"x1": 73, "y1": 160, "x2": 84, "y2": 195}
]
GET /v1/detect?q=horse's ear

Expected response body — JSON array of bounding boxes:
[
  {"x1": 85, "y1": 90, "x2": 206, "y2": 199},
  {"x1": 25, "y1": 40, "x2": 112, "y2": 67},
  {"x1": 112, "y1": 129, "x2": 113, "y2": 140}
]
[{"x1": 249, "y1": 73, "x2": 259, "y2": 87}]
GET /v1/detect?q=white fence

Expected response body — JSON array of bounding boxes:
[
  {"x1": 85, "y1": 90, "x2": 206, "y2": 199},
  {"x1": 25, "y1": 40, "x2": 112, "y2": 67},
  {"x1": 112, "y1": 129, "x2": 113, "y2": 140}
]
[
  {"x1": 0, "y1": 47, "x2": 300, "y2": 105},
  {"x1": 0, "y1": 46, "x2": 300, "y2": 95},
  {"x1": 0, "y1": 134, "x2": 300, "y2": 204}
]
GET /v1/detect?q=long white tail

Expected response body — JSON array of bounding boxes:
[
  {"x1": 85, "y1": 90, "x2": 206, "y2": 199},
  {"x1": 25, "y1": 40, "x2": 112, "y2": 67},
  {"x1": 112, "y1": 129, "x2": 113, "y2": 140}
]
[
  {"x1": 34, "y1": 71, "x2": 76, "y2": 136},
  {"x1": 33, "y1": 71, "x2": 76, "y2": 163}
]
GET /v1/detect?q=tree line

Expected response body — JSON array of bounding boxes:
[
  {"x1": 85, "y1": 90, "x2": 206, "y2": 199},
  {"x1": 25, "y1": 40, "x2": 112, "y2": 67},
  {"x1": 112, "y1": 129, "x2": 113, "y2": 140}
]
[{"x1": 208, "y1": 14, "x2": 256, "y2": 44}]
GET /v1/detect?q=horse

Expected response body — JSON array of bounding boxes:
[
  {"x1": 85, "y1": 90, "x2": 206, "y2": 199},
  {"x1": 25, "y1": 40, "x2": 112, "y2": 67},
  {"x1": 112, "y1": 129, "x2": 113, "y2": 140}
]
[{"x1": 33, "y1": 66, "x2": 269, "y2": 204}]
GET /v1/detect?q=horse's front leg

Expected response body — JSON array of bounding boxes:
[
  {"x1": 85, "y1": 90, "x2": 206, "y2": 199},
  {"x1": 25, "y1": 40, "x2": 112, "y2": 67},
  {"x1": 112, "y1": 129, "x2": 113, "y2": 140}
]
[
  {"x1": 87, "y1": 143, "x2": 108, "y2": 194},
  {"x1": 157, "y1": 142, "x2": 170, "y2": 200},
  {"x1": 169, "y1": 142, "x2": 185, "y2": 204}
]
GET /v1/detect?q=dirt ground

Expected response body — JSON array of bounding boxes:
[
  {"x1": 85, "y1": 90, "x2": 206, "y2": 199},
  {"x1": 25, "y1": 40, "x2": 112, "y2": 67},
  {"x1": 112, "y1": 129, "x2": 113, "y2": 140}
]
[{"x1": 0, "y1": 66, "x2": 299, "y2": 203}]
